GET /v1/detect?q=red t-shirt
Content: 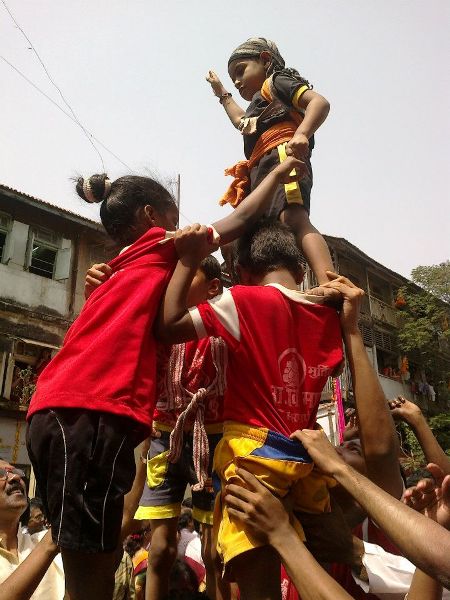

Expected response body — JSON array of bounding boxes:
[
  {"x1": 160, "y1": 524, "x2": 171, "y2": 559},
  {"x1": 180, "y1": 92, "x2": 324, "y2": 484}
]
[
  {"x1": 189, "y1": 284, "x2": 343, "y2": 437},
  {"x1": 27, "y1": 227, "x2": 177, "y2": 427},
  {"x1": 153, "y1": 336, "x2": 226, "y2": 428}
]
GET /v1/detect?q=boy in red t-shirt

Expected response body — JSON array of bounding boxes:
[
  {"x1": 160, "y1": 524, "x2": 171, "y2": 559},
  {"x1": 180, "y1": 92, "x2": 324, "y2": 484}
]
[
  {"x1": 137, "y1": 256, "x2": 228, "y2": 600},
  {"x1": 156, "y1": 219, "x2": 344, "y2": 598}
]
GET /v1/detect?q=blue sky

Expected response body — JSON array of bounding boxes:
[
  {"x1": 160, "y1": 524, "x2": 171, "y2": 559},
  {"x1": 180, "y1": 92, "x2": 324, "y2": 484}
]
[{"x1": 1, "y1": 0, "x2": 449, "y2": 277}]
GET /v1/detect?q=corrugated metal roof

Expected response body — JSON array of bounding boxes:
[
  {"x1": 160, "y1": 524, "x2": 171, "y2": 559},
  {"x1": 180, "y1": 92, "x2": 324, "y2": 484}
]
[
  {"x1": 324, "y1": 234, "x2": 409, "y2": 284},
  {"x1": 0, "y1": 183, "x2": 101, "y2": 228}
]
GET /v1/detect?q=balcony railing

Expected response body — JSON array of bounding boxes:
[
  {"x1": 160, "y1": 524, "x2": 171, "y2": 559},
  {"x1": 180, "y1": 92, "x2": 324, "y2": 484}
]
[{"x1": 369, "y1": 296, "x2": 400, "y2": 327}]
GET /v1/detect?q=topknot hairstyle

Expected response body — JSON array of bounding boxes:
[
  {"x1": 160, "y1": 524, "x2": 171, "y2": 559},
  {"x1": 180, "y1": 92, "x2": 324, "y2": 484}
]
[
  {"x1": 236, "y1": 219, "x2": 304, "y2": 280},
  {"x1": 76, "y1": 174, "x2": 176, "y2": 246}
]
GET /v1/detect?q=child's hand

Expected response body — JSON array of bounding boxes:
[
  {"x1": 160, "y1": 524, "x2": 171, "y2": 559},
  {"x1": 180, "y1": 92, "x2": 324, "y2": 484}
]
[
  {"x1": 286, "y1": 133, "x2": 310, "y2": 160},
  {"x1": 84, "y1": 263, "x2": 112, "y2": 299},
  {"x1": 273, "y1": 156, "x2": 307, "y2": 184},
  {"x1": 174, "y1": 224, "x2": 218, "y2": 266},
  {"x1": 206, "y1": 70, "x2": 226, "y2": 96}
]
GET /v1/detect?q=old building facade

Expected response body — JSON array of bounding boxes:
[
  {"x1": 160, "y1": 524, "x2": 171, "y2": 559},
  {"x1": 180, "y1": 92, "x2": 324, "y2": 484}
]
[{"x1": 0, "y1": 184, "x2": 113, "y2": 472}]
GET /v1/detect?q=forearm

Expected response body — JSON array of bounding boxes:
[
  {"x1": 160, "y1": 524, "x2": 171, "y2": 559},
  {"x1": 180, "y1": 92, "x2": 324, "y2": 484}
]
[
  {"x1": 295, "y1": 95, "x2": 330, "y2": 139},
  {"x1": 272, "y1": 527, "x2": 353, "y2": 600},
  {"x1": 121, "y1": 454, "x2": 147, "y2": 541},
  {"x1": 344, "y1": 329, "x2": 401, "y2": 491},
  {"x1": 158, "y1": 260, "x2": 198, "y2": 334},
  {"x1": 407, "y1": 568, "x2": 443, "y2": 600},
  {"x1": 408, "y1": 414, "x2": 450, "y2": 475},
  {"x1": 334, "y1": 463, "x2": 450, "y2": 588},
  {"x1": 213, "y1": 169, "x2": 281, "y2": 244},
  {"x1": 0, "y1": 531, "x2": 58, "y2": 599},
  {"x1": 220, "y1": 95, "x2": 246, "y2": 128}
]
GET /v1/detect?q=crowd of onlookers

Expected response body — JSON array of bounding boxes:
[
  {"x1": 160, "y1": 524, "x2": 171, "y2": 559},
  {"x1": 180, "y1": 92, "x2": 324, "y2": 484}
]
[{"x1": 1, "y1": 388, "x2": 449, "y2": 599}]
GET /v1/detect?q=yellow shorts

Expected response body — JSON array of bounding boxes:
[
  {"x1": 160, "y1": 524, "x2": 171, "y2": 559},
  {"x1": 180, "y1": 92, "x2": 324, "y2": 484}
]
[{"x1": 212, "y1": 422, "x2": 335, "y2": 566}]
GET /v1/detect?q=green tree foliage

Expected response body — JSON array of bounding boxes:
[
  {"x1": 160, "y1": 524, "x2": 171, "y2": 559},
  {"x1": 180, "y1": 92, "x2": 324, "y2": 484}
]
[
  {"x1": 398, "y1": 413, "x2": 450, "y2": 473},
  {"x1": 429, "y1": 413, "x2": 450, "y2": 457},
  {"x1": 397, "y1": 261, "x2": 450, "y2": 371},
  {"x1": 411, "y1": 261, "x2": 450, "y2": 303},
  {"x1": 396, "y1": 262, "x2": 450, "y2": 387}
]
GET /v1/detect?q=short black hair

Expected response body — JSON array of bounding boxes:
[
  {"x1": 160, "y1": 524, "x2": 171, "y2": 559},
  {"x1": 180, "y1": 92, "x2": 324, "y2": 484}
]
[
  {"x1": 236, "y1": 219, "x2": 303, "y2": 279},
  {"x1": 199, "y1": 255, "x2": 223, "y2": 283},
  {"x1": 29, "y1": 497, "x2": 44, "y2": 511},
  {"x1": 178, "y1": 509, "x2": 193, "y2": 530}
]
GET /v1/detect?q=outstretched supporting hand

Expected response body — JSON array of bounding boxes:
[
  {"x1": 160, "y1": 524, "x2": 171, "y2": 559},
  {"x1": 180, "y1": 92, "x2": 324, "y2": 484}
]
[
  {"x1": 389, "y1": 396, "x2": 423, "y2": 424},
  {"x1": 403, "y1": 462, "x2": 450, "y2": 530},
  {"x1": 290, "y1": 428, "x2": 346, "y2": 478},
  {"x1": 321, "y1": 271, "x2": 365, "y2": 334},
  {"x1": 224, "y1": 467, "x2": 292, "y2": 547}
]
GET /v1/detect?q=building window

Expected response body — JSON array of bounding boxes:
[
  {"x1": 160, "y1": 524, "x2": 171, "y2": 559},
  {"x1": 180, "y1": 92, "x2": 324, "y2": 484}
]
[
  {"x1": 0, "y1": 212, "x2": 11, "y2": 263},
  {"x1": 27, "y1": 227, "x2": 60, "y2": 279}
]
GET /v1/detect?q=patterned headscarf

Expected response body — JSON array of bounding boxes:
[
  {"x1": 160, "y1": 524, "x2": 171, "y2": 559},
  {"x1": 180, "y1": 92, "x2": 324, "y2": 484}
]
[{"x1": 228, "y1": 37, "x2": 285, "y2": 73}]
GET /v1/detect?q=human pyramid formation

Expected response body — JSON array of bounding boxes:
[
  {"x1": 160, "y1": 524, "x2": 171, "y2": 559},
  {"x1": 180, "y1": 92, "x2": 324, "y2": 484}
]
[{"x1": 17, "y1": 37, "x2": 450, "y2": 600}]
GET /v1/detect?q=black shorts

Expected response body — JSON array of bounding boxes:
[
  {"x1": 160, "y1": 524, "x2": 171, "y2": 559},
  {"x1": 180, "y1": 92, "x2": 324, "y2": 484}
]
[
  {"x1": 26, "y1": 408, "x2": 144, "y2": 553},
  {"x1": 250, "y1": 146, "x2": 312, "y2": 217}
]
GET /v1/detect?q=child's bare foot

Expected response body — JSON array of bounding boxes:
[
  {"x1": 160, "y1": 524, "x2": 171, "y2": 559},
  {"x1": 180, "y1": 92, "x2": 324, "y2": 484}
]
[{"x1": 305, "y1": 286, "x2": 343, "y2": 310}]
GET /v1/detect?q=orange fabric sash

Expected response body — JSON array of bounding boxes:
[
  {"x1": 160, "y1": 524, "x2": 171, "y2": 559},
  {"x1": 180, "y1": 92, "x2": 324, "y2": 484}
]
[{"x1": 219, "y1": 121, "x2": 299, "y2": 207}]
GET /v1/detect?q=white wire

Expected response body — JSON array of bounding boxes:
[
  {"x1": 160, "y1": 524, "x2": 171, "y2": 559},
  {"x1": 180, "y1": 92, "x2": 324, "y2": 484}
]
[{"x1": 1, "y1": 0, "x2": 106, "y2": 171}]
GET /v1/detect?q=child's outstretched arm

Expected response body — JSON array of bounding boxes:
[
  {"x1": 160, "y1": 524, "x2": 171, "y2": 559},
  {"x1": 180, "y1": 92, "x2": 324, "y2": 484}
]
[
  {"x1": 156, "y1": 224, "x2": 213, "y2": 344},
  {"x1": 212, "y1": 156, "x2": 304, "y2": 244},
  {"x1": 286, "y1": 89, "x2": 330, "y2": 160},
  {"x1": 206, "y1": 70, "x2": 245, "y2": 129}
]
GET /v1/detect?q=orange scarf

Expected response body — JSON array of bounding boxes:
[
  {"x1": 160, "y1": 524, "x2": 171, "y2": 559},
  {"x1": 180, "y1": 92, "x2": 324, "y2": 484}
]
[{"x1": 219, "y1": 121, "x2": 298, "y2": 207}]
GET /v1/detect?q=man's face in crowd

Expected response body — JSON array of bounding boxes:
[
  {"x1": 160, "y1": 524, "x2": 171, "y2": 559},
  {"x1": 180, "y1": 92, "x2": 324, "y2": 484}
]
[
  {"x1": 336, "y1": 439, "x2": 368, "y2": 476},
  {"x1": 28, "y1": 505, "x2": 46, "y2": 534},
  {"x1": 0, "y1": 460, "x2": 28, "y2": 516}
]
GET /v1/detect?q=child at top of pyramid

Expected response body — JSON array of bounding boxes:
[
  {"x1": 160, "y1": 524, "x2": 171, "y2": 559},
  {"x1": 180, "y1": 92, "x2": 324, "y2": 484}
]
[{"x1": 207, "y1": 36, "x2": 333, "y2": 284}]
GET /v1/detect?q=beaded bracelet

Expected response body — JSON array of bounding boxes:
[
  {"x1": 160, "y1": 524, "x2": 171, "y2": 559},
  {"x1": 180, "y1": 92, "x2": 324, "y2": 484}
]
[{"x1": 219, "y1": 92, "x2": 232, "y2": 104}]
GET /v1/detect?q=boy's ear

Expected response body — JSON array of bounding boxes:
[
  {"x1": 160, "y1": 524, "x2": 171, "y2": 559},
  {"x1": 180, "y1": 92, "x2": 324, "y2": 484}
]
[
  {"x1": 143, "y1": 205, "x2": 156, "y2": 225},
  {"x1": 260, "y1": 50, "x2": 272, "y2": 69},
  {"x1": 207, "y1": 278, "x2": 222, "y2": 300}
]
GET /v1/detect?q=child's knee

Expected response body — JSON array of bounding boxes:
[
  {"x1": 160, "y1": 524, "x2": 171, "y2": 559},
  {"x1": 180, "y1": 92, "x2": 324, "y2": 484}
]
[
  {"x1": 281, "y1": 204, "x2": 309, "y2": 226},
  {"x1": 149, "y1": 535, "x2": 177, "y2": 569}
]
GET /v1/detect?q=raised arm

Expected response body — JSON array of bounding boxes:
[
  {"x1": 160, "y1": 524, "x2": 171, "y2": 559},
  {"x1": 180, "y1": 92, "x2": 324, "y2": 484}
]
[
  {"x1": 292, "y1": 429, "x2": 450, "y2": 589},
  {"x1": 322, "y1": 273, "x2": 403, "y2": 499},
  {"x1": 212, "y1": 156, "x2": 304, "y2": 245},
  {"x1": 206, "y1": 70, "x2": 245, "y2": 128},
  {"x1": 0, "y1": 530, "x2": 59, "y2": 600},
  {"x1": 156, "y1": 225, "x2": 212, "y2": 345},
  {"x1": 390, "y1": 396, "x2": 450, "y2": 475}
]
